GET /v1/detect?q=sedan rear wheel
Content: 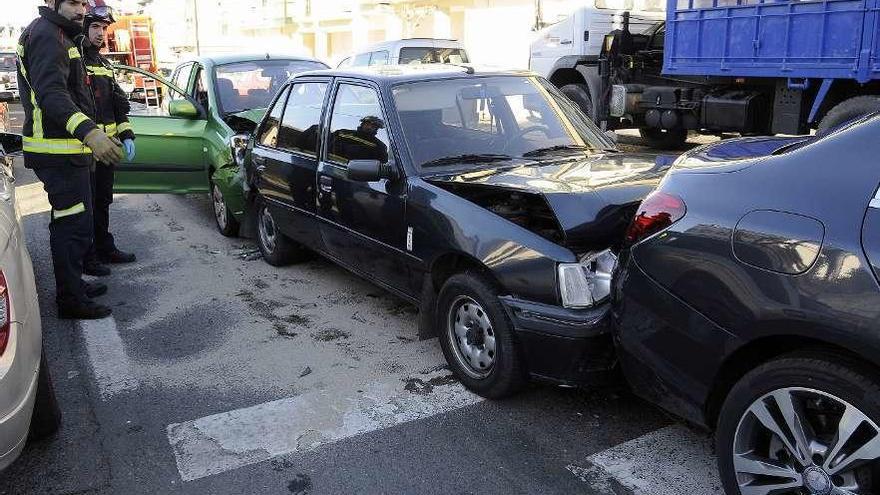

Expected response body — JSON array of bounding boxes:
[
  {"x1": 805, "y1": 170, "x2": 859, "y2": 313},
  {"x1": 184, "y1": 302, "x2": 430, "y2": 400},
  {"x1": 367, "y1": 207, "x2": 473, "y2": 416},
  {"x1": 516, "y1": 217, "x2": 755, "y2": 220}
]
[
  {"x1": 211, "y1": 181, "x2": 239, "y2": 237},
  {"x1": 437, "y1": 272, "x2": 526, "y2": 399},
  {"x1": 717, "y1": 353, "x2": 880, "y2": 495}
]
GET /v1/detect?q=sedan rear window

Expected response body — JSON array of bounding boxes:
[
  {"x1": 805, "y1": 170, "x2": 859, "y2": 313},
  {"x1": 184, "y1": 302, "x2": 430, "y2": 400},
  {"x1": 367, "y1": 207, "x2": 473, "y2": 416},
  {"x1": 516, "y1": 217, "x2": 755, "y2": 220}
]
[{"x1": 399, "y1": 47, "x2": 469, "y2": 65}]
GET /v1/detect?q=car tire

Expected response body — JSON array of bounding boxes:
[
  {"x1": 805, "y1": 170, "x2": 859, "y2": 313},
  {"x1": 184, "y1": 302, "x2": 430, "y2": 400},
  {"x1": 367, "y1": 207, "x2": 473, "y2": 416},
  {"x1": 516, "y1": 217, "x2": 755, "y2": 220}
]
[
  {"x1": 255, "y1": 199, "x2": 307, "y2": 267},
  {"x1": 639, "y1": 127, "x2": 689, "y2": 150},
  {"x1": 560, "y1": 83, "x2": 596, "y2": 122},
  {"x1": 817, "y1": 95, "x2": 880, "y2": 136},
  {"x1": 716, "y1": 351, "x2": 880, "y2": 495},
  {"x1": 28, "y1": 351, "x2": 61, "y2": 441},
  {"x1": 211, "y1": 180, "x2": 240, "y2": 238},
  {"x1": 436, "y1": 272, "x2": 527, "y2": 399}
]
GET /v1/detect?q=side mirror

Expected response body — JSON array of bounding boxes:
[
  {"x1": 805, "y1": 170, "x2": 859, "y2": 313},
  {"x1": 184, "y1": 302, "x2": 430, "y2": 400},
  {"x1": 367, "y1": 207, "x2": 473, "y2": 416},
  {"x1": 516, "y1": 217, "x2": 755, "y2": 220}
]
[
  {"x1": 347, "y1": 160, "x2": 397, "y2": 182},
  {"x1": 0, "y1": 133, "x2": 22, "y2": 155},
  {"x1": 170, "y1": 100, "x2": 200, "y2": 119}
]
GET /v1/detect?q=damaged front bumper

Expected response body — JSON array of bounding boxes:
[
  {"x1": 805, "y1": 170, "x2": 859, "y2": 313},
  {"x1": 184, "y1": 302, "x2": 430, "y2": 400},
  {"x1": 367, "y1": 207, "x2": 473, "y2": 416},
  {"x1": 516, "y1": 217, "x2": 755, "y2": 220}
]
[{"x1": 498, "y1": 296, "x2": 617, "y2": 386}]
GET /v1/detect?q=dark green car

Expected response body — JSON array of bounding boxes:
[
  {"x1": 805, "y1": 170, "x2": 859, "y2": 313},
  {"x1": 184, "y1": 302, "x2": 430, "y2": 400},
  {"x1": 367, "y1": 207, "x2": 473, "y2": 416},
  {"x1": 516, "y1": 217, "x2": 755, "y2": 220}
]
[{"x1": 112, "y1": 54, "x2": 327, "y2": 236}]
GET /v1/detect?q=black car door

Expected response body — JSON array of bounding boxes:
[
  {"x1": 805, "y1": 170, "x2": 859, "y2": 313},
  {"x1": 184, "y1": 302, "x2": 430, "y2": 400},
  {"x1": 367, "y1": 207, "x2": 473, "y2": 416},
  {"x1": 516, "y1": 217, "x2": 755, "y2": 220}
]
[
  {"x1": 252, "y1": 79, "x2": 330, "y2": 249},
  {"x1": 315, "y1": 80, "x2": 410, "y2": 293}
]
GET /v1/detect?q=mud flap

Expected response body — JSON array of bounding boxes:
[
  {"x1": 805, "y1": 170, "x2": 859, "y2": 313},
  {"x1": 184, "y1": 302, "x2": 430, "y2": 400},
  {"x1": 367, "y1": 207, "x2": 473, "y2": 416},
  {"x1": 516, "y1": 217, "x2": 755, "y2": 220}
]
[{"x1": 418, "y1": 273, "x2": 437, "y2": 341}]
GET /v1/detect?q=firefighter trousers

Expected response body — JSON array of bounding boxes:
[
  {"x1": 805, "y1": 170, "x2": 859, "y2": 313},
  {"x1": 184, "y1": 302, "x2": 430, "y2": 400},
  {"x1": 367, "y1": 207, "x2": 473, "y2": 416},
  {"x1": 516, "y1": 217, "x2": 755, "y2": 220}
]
[
  {"x1": 86, "y1": 162, "x2": 116, "y2": 260},
  {"x1": 33, "y1": 165, "x2": 93, "y2": 305}
]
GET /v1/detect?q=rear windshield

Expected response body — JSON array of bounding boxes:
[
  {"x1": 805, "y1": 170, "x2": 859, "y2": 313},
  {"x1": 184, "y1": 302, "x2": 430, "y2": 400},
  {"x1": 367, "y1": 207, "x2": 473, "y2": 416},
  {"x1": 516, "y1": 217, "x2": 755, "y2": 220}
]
[{"x1": 399, "y1": 47, "x2": 469, "y2": 65}]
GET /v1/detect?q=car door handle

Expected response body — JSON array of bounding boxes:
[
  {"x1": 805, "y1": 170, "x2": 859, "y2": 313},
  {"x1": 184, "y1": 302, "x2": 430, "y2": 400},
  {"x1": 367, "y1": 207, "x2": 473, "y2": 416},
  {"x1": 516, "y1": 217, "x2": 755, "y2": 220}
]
[
  {"x1": 252, "y1": 155, "x2": 266, "y2": 172},
  {"x1": 319, "y1": 176, "x2": 333, "y2": 193},
  {"x1": 560, "y1": 39, "x2": 573, "y2": 45}
]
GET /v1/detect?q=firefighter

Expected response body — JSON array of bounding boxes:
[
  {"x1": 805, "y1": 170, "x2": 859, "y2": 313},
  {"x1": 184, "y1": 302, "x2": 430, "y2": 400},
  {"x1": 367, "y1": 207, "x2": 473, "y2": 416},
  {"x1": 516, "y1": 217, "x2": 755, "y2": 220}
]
[
  {"x1": 81, "y1": 0, "x2": 137, "y2": 276},
  {"x1": 17, "y1": 0, "x2": 123, "y2": 319}
]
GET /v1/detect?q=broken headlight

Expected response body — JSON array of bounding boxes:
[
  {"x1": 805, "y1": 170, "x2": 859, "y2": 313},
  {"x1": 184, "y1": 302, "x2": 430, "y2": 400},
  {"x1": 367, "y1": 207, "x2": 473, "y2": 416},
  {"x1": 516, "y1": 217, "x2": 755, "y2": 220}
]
[{"x1": 558, "y1": 249, "x2": 618, "y2": 308}]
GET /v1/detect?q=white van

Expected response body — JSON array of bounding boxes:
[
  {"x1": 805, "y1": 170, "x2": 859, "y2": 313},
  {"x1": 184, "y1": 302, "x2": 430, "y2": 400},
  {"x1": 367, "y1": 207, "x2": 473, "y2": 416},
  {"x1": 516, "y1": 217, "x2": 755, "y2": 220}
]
[{"x1": 338, "y1": 39, "x2": 470, "y2": 68}]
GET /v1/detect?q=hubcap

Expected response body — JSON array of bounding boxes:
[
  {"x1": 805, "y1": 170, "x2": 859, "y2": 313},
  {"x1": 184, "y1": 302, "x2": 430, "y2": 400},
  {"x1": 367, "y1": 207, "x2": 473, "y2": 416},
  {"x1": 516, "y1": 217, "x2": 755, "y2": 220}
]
[
  {"x1": 446, "y1": 296, "x2": 496, "y2": 379},
  {"x1": 258, "y1": 206, "x2": 277, "y2": 253},
  {"x1": 212, "y1": 184, "x2": 227, "y2": 229},
  {"x1": 733, "y1": 387, "x2": 880, "y2": 495}
]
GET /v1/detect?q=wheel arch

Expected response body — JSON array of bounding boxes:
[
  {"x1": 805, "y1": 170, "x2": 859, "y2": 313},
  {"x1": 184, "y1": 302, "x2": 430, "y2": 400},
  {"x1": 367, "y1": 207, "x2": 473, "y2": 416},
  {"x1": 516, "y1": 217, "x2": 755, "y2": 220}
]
[
  {"x1": 704, "y1": 334, "x2": 880, "y2": 429},
  {"x1": 429, "y1": 251, "x2": 504, "y2": 294}
]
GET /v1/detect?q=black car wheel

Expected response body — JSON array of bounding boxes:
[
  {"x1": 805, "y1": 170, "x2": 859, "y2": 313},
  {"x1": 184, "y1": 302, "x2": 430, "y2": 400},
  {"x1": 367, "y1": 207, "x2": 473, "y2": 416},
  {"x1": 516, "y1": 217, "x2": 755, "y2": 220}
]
[
  {"x1": 437, "y1": 272, "x2": 526, "y2": 399},
  {"x1": 256, "y1": 200, "x2": 307, "y2": 266},
  {"x1": 28, "y1": 351, "x2": 61, "y2": 441},
  {"x1": 717, "y1": 352, "x2": 880, "y2": 495},
  {"x1": 211, "y1": 180, "x2": 239, "y2": 237}
]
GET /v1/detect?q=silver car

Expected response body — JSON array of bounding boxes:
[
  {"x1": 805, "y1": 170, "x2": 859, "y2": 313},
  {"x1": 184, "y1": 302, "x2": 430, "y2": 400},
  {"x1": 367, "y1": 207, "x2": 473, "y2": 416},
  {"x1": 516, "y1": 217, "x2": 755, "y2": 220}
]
[{"x1": 0, "y1": 133, "x2": 59, "y2": 471}]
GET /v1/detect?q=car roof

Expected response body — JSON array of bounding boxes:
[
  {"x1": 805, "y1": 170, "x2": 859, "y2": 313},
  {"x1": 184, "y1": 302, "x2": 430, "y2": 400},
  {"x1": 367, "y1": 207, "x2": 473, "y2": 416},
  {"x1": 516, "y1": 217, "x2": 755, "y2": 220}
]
[
  {"x1": 355, "y1": 38, "x2": 465, "y2": 53},
  {"x1": 293, "y1": 64, "x2": 536, "y2": 85},
  {"x1": 179, "y1": 53, "x2": 327, "y2": 68}
]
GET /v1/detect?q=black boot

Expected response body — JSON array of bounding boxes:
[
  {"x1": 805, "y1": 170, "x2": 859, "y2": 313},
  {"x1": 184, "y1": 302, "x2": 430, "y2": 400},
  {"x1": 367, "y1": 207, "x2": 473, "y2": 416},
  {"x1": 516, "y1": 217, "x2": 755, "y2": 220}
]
[
  {"x1": 98, "y1": 248, "x2": 136, "y2": 264},
  {"x1": 82, "y1": 281, "x2": 108, "y2": 298},
  {"x1": 84, "y1": 260, "x2": 111, "y2": 277},
  {"x1": 58, "y1": 300, "x2": 112, "y2": 320}
]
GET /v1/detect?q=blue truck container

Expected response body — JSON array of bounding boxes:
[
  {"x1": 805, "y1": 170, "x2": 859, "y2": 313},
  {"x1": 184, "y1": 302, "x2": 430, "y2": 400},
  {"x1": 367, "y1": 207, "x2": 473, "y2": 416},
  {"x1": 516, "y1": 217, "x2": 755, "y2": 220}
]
[
  {"x1": 594, "y1": 0, "x2": 880, "y2": 148},
  {"x1": 665, "y1": 0, "x2": 880, "y2": 83}
]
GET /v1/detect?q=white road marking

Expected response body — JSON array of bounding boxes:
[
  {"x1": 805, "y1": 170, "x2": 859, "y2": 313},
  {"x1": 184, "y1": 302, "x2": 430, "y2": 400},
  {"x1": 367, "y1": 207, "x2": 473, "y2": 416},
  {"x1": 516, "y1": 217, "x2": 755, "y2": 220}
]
[
  {"x1": 167, "y1": 369, "x2": 483, "y2": 482},
  {"x1": 78, "y1": 316, "x2": 139, "y2": 400},
  {"x1": 568, "y1": 425, "x2": 723, "y2": 495}
]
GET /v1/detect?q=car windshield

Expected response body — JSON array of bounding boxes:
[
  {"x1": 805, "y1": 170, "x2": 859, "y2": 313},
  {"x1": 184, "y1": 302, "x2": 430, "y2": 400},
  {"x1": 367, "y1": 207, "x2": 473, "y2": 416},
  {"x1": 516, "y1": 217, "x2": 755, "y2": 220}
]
[
  {"x1": 214, "y1": 60, "x2": 327, "y2": 115},
  {"x1": 392, "y1": 75, "x2": 612, "y2": 171},
  {"x1": 0, "y1": 54, "x2": 15, "y2": 72},
  {"x1": 399, "y1": 47, "x2": 469, "y2": 65}
]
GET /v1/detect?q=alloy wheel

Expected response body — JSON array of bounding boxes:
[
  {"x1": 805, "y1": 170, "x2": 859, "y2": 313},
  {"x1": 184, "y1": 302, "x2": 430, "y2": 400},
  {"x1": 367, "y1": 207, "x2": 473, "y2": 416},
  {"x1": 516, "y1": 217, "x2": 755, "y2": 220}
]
[
  {"x1": 446, "y1": 296, "x2": 497, "y2": 379},
  {"x1": 732, "y1": 387, "x2": 880, "y2": 495},
  {"x1": 212, "y1": 184, "x2": 227, "y2": 230},
  {"x1": 258, "y1": 206, "x2": 277, "y2": 254}
]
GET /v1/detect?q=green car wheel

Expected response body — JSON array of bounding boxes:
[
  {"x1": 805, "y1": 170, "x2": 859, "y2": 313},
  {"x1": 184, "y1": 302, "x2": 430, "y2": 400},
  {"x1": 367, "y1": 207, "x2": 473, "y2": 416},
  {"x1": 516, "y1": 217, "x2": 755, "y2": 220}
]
[{"x1": 211, "y1": 181, "x2": 239, "y2": 237}]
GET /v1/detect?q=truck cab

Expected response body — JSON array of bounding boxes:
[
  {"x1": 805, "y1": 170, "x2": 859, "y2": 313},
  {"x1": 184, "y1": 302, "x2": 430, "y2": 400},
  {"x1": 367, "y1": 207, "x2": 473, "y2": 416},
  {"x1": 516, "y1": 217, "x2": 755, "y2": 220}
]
[{"x1": 529, "y1": 0, "x2": 664, "y2": 122}]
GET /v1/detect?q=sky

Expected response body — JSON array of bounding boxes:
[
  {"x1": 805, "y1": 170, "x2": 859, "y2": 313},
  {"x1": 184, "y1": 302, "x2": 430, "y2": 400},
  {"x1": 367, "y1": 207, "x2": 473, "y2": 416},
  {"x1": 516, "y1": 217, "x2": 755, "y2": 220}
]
[{"x1": 9, "y1": 3, "x2": 40, "y2": 27}]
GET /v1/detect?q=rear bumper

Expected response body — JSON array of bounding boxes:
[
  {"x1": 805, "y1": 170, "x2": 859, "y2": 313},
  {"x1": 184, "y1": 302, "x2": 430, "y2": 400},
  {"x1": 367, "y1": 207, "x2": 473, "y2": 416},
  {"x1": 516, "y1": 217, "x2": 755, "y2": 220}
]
[{"x1": 499, "y1": 296, "x2": 616, "y2": 386}]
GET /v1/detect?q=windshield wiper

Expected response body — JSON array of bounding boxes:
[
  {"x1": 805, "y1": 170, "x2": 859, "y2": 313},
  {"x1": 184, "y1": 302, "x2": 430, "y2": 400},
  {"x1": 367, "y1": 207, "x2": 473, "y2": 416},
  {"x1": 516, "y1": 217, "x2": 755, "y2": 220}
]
[
  {"x1": 421, "y1": 153, "x2": 516, "y2": 168},
  {"x1": 521, "y1": 144, "x2": 593, "y2": 157}
]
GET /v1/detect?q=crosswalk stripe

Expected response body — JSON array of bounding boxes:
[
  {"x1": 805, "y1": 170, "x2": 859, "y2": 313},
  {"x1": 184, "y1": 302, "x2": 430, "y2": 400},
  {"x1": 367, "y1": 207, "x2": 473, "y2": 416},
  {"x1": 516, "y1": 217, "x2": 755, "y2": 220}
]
[
  {"x1": 568, "y1": 425, "x2": 723, "y2": 495},
  {"x1": 79, "y1": 316, "x2": 139, "y2": 400},
  {"x1": 167, "y1": 369, "x2": 484, "y2": 482}
]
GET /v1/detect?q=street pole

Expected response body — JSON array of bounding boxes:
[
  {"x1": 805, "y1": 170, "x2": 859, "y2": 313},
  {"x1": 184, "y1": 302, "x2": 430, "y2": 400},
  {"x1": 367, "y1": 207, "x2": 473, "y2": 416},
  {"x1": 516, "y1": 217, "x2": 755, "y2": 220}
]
[{"x1": 193, "y1": 0, "x2": 201, "y2": 55}]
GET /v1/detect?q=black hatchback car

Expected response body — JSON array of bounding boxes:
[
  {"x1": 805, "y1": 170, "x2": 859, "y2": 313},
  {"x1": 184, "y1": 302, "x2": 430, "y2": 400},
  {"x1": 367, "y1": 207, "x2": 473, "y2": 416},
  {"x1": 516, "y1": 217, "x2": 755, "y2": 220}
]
[
  {"x1": 615, "y1": 117, "x2": 880, "y2": 494},
  {"x1": 243, "y1": 65, "x2": 667, "y2": 398}
]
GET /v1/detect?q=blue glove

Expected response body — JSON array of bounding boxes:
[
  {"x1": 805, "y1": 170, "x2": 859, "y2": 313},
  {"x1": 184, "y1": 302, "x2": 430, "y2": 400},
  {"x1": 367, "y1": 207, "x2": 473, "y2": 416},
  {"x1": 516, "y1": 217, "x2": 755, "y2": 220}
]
[{"x1": 122, "y1": 139, "x2": 136, "y2": 161}]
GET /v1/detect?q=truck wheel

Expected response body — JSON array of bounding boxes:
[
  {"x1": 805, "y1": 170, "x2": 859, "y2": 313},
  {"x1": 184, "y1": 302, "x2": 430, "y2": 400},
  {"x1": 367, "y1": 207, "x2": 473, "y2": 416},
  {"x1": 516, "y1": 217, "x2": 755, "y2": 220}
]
[
  {"x1": 818, "y1": 96, "x2": 880, "y2": 136},
  {"x1": 437, "y1": 272, "x2": 527, "y2": 399},
  {"x1": 28, "y1": 351, "x2": 61, "y2": 441},
  {"x1": 211, "y1": 180, "x2": 240, "y2": 237},
  {"x1": 639, "y1": 127, "x2": 688, "y2": 150},
  {"x1": 255, "y1": 199, "x2": 308, "y2": 266},
  {"x1": 560, "y1": 84, "x2": 597, "y2": 122},
  {"x1": 716, "y1": 352, "x2": 880, "y2": 495}
]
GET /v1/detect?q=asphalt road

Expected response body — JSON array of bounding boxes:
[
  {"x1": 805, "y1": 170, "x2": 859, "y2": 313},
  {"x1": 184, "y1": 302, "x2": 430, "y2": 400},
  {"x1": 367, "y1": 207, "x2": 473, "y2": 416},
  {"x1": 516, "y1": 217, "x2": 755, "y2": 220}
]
[{"x1": 1, "y1": 104, "x2": 725, "y2": 495}]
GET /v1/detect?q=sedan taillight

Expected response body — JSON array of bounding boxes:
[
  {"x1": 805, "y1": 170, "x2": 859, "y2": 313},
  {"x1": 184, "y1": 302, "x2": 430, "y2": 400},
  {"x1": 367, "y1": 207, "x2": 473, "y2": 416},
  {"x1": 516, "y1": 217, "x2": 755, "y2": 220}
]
[
  {"x1": 0, "y1": 271, "x2": 9, "y2": 356},
  {"x1": 625, "y1": 191, "x2": 687, "y2": 245}
]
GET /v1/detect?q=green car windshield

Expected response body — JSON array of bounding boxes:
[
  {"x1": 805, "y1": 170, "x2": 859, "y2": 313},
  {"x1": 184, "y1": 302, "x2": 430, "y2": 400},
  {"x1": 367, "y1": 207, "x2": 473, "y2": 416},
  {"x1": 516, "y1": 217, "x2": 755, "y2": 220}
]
[
  {"x1": 391, "y1": 75, "x2": 613, "y2": 172},
  {"x1": 215, "y1": 60, "x2": 327, "y2": 115}
]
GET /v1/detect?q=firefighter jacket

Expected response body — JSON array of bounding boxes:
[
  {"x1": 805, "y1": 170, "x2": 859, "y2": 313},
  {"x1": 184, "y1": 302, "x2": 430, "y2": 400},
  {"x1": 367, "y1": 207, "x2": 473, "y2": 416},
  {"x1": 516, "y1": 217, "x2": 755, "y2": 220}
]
[
  {"x1": 81, "y1": 42, "x2": 134, "y2": 142},
  {"x1": 17, "y1": 7, "x2": 98, "y2": 168}
]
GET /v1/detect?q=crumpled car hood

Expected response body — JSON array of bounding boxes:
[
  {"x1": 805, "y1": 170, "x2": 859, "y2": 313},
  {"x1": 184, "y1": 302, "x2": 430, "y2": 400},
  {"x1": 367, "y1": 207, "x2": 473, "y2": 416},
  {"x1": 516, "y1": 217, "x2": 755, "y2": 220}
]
[{"x1": 426, "y1": 153, "x2": 669, "y2": 251}]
